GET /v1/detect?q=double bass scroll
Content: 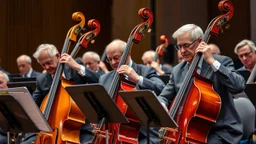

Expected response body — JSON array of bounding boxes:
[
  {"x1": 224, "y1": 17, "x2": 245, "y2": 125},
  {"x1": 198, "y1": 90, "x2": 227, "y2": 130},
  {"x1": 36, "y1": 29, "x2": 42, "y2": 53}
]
[{"x1": 154, "y1": 35, "x2": 169, "y2": 62}]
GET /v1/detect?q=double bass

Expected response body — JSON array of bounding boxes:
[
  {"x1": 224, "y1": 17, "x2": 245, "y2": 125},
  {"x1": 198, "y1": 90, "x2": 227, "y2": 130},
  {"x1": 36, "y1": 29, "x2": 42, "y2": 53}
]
[
  {"x1": 154, "y1": 35, "x2": 169, "y2": 62},
  {"x1": 34, "y1": 12, "x2": 100, "y2": 144},
  {"x1": 91, "y1": 8, "x2": 153, "y2": 144},
  {"x1": 160, "y1": 0, "x2": 234, "y2": 143}
]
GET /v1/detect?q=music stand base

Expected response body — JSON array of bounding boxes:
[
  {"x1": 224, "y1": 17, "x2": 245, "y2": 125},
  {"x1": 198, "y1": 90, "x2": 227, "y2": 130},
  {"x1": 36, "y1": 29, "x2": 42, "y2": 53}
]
[{"x1": 147, "y1": 119, "x2": 151, "y2": 144}]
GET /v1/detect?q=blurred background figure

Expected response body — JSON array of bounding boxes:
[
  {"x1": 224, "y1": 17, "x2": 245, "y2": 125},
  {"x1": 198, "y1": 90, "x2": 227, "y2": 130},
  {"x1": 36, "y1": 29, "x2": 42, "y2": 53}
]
[
  {"x1": 177, "y1": 50, "x2": 183, "y2": 63},
  {"x1": 209, "y1": 43, "x2": 221, "y2": 55},
  {"x1": 0, "y1": 71, "x2": 8, "y2": 89},
  {"x1": 141, "y1": 50, "x2": 171, "y2": 75},
  {"x1": 82, "y1": 51, "x2": 108, "y2": 75},
  {"x1": 16, "y1": 54, "x2": 41, "y2": 78},
  {"x1": 234, "y1": 39, "x2": 256, "y2": 72},
  {"x1": 0, "y1": 71, "x2": 9, "y2": 144}
]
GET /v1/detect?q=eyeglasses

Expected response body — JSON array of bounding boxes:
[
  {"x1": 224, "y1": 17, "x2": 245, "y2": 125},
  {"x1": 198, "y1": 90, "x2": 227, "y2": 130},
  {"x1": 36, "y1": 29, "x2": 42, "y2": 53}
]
[
  {"x1": 84, "y1": 61, "x2": 98, "y2": 66},
  {"x1": 238, "y1": 51, "x2": 253, "y2": 58},
  {"x1": 106, "y1": 53, "x2": 123, "y2": 63},
  {"x1": 175, "y1": 39, "x2": 199, "y2": 50}
]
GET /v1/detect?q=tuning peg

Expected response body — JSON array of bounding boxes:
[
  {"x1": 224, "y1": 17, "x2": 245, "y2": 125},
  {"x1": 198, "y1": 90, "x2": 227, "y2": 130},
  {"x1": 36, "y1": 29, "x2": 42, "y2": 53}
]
[
  {"x1": 225, "y1": 24, "x2": 230, "y2": 29},
  {"x1": 147, "y1": 28, "x2": 152, "y2": 33}
]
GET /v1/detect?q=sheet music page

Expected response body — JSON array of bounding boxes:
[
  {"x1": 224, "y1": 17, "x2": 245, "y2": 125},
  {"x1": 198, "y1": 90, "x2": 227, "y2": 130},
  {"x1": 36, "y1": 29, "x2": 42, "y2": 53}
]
[{"x1": 9, "y1": 91, "x2": 52, "y2": 132}]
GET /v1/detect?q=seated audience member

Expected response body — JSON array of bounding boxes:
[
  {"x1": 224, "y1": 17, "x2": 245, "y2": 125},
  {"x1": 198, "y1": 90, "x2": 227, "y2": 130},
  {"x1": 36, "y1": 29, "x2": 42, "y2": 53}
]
[{"x1": 16, "y1": 54, "x2": 41, "y2": 77}]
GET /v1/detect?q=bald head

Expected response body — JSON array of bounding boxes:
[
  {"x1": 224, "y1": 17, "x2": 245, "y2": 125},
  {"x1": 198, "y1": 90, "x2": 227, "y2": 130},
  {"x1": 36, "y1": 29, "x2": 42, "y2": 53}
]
[
  {"x1": 106, "y1": 39, "x2": 126, "y2": 54},
  {"x1": 105, "y1": 39, "x2": 128, "y2": 70},
  {"x1": 0, "y1": 71, "x2": 9, "y2": 89},
  {"x1": 142, "y1": 50, "x2": 156, "y2": 66},
  {"x1": 209, "y1": 43, "x2": 221, "y2": 55},
  {"x1": 82, "y1": 51, "x2": 100, "y2": 71},
  {"x1": 16, "y1": 54, "x2": 32, "y2": 75}
]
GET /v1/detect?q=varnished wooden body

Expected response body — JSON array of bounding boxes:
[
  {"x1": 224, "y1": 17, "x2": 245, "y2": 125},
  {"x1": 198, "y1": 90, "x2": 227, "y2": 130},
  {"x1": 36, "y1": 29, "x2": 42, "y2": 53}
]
[
  {"x1": 34, "y1": 79, "x2": 85, "y2": 144},
  {"x1": 162, "y1": 77, "x2": 221, "y2": 144}
]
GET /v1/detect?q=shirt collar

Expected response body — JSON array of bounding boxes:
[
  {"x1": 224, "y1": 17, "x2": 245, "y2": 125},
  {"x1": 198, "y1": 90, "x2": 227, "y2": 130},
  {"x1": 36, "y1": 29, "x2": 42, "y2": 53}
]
[{"x1": 26, "y1": 68, "x2": 33, "y2": 77}]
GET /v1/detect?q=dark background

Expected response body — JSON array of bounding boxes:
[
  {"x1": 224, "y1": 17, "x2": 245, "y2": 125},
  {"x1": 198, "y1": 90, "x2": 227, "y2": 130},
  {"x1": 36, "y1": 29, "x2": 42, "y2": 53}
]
[{"x1": 0, "y1": 0, "x2": 254, "y2": 73}]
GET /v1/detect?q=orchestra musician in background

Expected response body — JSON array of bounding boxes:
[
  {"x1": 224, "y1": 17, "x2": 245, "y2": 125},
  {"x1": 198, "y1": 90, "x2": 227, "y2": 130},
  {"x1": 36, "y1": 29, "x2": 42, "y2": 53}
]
[
  {"x1": 141, "y1": 50, "x2": 171, "y2": 75},
  {"x1": 82, "y1": 51, "x2": 109, "y2": 76},
  {"x1": 234, "y1": 39, "x2": 256, "y2": 72},
  {"x1": 16, "y1": 54, "x2": 41, "y2": 78}
]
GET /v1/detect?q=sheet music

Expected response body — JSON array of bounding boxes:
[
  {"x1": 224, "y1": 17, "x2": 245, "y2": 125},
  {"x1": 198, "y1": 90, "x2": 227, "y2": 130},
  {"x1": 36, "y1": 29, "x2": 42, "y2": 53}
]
[{"x1": 0, "y1": 87, "x2": 52, "y2": 132}]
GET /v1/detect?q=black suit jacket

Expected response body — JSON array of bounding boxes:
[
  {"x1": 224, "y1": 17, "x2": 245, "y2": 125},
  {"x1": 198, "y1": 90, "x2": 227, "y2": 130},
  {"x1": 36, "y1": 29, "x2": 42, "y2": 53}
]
[
  {"x1": 99, "y1": 62, "x2": 165, "y2": 143},
  {"x1": 158, "y1": 54, "x2": 245, "y2": 143}
]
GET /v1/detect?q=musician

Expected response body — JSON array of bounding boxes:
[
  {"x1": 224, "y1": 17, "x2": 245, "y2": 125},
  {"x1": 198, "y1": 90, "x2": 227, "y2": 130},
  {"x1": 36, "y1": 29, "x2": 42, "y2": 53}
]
[
  {"x1": 158, "y1": 24, "x2": 245, "y2": 143},
  {"x1": 16, "y1": 54, "x2": 41, "y2": 78},
  {"x1": 82, "y1": 51, "x2": 108, "y2": 75},
  {"x1": 234, "y1": 39, "x2": 256, "y2": 72},
  {"x1": 99, "y1": 39, "x2": 165, "y2": 143},
  {"x1": 0, "y1": 71, "x2": 11, "y2": 144},
  {"x1": 141, "y1": 50, "x2": 171, "y2": 75},
  {"x1": 209, "y1": 43, "x2": 221, "y2": 55},
  {"x1": 21, "y1": 44, "x2": 100, "y2": 144}
]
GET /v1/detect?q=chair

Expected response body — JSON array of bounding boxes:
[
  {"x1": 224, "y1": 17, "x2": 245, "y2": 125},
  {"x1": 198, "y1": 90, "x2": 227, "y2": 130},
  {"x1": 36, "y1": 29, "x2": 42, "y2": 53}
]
[{"x1": 234, "y1": 97, "x2": 255, "y2": 144}]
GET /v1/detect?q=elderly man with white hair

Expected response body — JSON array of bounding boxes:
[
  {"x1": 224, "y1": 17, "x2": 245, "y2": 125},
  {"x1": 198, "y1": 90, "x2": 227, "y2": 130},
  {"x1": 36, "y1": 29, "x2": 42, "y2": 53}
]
[
  {"x1": 82, "y1": 51, "x2": 108, "y2": 75},
  {"x1": 234, "y1": 39, "x2": 256, "y2": 72},
  {"x1": 0, "y1": 71, "x2": 10, "y2": 144},
  {"x1": 16, "y1": 54, "x2": 41, "y2": 77}
]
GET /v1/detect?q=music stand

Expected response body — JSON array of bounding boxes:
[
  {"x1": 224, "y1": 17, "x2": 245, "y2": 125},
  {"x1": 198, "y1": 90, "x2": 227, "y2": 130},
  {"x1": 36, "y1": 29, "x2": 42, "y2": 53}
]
[
  {"x1": 119, "y1": 90, "x2": 177, "y2": 144},
  {"x1": 65, "y1": 84, "x2": 128, "y2": 144},
  {"x1": 9, "y1": 77, "x2": 36, "y2": 82},
  {"x1": 7, "y1": 81, "x2": 36, "y2": 94},
  {"x1": 244, "y1": 84, "x2": 256, "y2": 106},
  {"x1": 0, "y1": 87, "x2": 51, "y2": 144}
]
